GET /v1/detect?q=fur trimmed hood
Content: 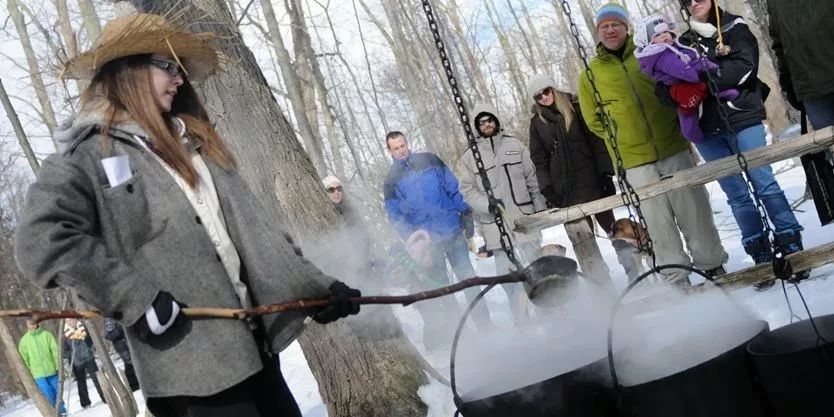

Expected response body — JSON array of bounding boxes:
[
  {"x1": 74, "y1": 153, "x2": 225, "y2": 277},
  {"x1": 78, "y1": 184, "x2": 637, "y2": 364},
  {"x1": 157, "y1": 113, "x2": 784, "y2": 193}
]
[{"x1": 55, "y1": 96, "x2": 147, "y2": 154}]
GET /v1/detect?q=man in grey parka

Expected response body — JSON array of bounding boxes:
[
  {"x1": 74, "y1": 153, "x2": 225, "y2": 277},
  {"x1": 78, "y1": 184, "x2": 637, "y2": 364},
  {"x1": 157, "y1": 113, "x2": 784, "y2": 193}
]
[{"x1": 456, "y1": 104, "x2": 546, "y2": 324}]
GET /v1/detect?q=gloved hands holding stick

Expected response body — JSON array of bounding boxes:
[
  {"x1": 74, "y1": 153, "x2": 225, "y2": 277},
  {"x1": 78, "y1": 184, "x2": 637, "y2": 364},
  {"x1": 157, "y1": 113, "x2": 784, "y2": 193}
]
[{"x1": 1, "y1": 268, "x2": 544, "y2": 322}]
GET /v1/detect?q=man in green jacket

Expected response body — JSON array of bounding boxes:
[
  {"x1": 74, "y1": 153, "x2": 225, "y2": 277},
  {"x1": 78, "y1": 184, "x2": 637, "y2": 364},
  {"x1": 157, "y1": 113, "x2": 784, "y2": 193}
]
[
  {"x1": 578, "y1": 3, "x2": 727, "y2": 286},
  {"x1": 18, "y1": 319, "x2": 66, "y2": 414}
]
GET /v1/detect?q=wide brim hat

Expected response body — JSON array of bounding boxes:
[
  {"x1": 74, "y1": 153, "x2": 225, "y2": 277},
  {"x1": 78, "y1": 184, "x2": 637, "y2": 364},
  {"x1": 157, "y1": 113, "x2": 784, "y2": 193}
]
[{"x1": 61, "y1": 13, "x2": 219, "y2": 82}]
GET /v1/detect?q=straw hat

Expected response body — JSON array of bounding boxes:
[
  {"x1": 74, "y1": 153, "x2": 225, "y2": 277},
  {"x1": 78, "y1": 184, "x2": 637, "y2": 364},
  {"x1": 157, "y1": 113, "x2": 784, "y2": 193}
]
[{"x1": 61, "y1": 13, "x2": 219, "y2": 82}]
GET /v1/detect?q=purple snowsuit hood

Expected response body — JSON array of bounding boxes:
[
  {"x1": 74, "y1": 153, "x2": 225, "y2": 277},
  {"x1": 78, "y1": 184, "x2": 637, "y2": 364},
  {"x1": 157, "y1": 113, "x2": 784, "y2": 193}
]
[{"x1": 634, "y1": 40, "x2": 716, "y2": 86}]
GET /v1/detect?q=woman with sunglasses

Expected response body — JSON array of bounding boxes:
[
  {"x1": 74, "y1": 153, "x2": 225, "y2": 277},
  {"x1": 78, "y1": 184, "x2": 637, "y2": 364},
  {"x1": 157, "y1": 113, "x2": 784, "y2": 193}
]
[
  {"x1": 526, "y1": 75, "x2": 617, "y2": 236},
  {"x1": 680, "y1": 0, "x2": 806, "y2": 289},
  {"x1": 15, "y1": 14, "x2": 361, "y2": 416},
  {"x1": 321, "y1": 175, "x2": 380, "y2": 290}
]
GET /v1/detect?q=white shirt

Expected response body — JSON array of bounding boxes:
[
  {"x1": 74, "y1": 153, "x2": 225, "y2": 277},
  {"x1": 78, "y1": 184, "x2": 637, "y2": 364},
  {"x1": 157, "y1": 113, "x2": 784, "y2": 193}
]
[{"x1": 134, "y1": 118, "x2": 253, "y2": 310}]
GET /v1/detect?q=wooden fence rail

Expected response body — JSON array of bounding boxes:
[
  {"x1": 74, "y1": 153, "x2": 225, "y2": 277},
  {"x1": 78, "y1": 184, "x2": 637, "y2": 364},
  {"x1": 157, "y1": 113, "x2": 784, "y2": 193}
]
[{"x1": 515, "y1": 127, "x2": 834, "y2": 234}]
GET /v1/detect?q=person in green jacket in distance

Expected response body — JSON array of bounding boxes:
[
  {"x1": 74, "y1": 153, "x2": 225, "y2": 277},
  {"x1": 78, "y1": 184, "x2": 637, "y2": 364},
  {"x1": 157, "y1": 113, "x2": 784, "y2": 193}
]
[{"x1": 18, "y1": 319, "x2": 67, "y2": 414}]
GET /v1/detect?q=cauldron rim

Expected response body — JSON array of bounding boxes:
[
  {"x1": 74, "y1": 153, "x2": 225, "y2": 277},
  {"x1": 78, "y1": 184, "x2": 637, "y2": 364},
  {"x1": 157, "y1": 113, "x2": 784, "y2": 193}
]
[
  {"x1": 618, "y1": 320, "x2": 768, "y2": 387},
  {"x1": 747, "y1": 313, "x2": 834, "y2": 357}
]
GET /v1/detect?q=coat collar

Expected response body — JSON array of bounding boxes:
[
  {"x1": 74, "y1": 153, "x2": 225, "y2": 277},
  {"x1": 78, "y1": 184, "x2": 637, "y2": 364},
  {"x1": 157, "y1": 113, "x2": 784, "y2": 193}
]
[{"x1": 596, "y1": 35, "x2": 637, "y2": 61}]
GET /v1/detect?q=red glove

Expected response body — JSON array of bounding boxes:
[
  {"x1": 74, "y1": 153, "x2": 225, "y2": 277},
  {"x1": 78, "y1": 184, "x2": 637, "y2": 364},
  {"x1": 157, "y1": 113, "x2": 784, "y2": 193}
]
[{"x1": 670, "y1": 82, "x2": 708, "y2": 114}]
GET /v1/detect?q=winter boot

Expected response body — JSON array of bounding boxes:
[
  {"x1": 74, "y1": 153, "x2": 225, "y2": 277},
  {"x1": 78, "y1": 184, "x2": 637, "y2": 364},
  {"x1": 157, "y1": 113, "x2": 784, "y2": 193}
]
[
  {"x1": 744, "y1": 235, "x2": 775, "y2": 291},
  {"x1": 775, "y1": 230, "x2": 810, "y2": 281},
  {"x1": 703, "y1": 265, "x2": 727, "y2": 280}
]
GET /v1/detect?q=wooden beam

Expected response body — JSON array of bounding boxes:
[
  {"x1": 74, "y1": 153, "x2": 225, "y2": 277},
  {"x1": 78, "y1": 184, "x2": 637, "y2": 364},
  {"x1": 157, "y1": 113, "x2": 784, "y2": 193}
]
[
  {"x1": 516, "y1": 127, "x2": 834, "y2": 234},
  {"x1": 715, "y1": 241, "x2": 834, "y2": 290},
  {"x1": 623, "y1": 241, "x2": 834, "y2": 315}
]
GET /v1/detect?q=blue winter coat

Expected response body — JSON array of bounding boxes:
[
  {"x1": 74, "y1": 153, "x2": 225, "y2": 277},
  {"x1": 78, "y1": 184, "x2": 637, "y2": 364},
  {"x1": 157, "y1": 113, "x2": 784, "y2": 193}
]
[{"x1": 384, "y1": 152, "x2": 470, "y2": 242}]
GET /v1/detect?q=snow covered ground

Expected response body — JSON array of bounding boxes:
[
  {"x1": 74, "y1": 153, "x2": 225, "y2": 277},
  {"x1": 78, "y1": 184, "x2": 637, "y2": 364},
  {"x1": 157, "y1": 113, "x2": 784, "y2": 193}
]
[{"x1": 3, "y1": 158, "x2": 832, "y2": 417}]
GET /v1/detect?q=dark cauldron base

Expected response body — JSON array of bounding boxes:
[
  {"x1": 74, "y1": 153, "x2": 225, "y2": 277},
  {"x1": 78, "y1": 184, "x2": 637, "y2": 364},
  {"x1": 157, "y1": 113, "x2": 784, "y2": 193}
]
[
  {"x1": 617, "y1": 321, "x2": 769, "y2": 417},
  {"x1": 459, "y1": 357, "x2": 616, "y2": 417},
  {"x1": 748, "y1": 314, "x2": 834, "y2": 417}
]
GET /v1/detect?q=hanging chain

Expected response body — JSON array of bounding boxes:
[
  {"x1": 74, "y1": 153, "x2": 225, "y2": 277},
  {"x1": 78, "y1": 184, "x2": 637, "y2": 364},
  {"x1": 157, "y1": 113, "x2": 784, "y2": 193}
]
[
  {"x1": 675, "y1": 4, "x2": 786, "y2": 270},
  {"x1": 559, "y1": 0, "x2": 656, "y2": 266},
  {"x1": 420, "y1": 0, "x2": 521, "y2": 270}
]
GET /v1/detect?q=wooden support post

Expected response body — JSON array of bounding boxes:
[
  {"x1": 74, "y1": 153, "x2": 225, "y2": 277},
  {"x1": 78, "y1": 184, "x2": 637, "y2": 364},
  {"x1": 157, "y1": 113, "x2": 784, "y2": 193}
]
[{"x1": 564, "y1": 219, "x2": 615, "y2": 297}]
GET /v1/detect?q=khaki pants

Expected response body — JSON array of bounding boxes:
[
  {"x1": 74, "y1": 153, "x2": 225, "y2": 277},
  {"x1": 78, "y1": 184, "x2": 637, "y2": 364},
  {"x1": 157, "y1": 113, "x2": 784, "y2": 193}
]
[{"x1": 624, "y1": 150, "x2": 728, "y2": 283}]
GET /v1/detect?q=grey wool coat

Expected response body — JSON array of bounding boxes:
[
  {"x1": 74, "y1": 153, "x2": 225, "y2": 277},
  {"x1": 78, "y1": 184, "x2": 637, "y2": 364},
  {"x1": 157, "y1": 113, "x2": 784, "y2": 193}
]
[{"x1": 14, "y1": 104, "x2": 334, "y2": 398}]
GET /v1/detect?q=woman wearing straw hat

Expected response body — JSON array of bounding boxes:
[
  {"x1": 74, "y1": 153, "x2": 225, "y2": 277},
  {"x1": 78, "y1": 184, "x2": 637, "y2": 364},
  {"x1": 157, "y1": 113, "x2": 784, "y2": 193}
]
[{"x1": 14, "y1": 13, "x2": 361, "y2": 416}]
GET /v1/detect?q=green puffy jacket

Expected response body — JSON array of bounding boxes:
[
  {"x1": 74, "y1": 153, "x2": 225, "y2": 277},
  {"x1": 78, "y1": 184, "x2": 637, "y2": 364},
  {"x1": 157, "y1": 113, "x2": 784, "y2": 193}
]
[
  {"x1": 768, "y1": 0, "x2": 834, "y2": 101},
  {"x1": 18, "y1": 328, "x2": 59, "y2": 379},
  {"x1": 578, "y1": 36, "x2": 689, "y2": 169}
]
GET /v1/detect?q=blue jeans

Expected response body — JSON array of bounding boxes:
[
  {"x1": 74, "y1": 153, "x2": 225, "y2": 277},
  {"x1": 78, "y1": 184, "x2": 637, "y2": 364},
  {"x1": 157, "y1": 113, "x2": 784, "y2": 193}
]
[
  {"x1": 696, "y1": 124, "x2": 802, "y2": 243},
  {"x1": 428, "y1": 233, "x2": 494, "y2": 329},
  {"x1": 804, "y1": 93, "x2": 834, "y2": 129},
  {"x1": 34, "y1": 374, "x2": 66, "y2": 413}
]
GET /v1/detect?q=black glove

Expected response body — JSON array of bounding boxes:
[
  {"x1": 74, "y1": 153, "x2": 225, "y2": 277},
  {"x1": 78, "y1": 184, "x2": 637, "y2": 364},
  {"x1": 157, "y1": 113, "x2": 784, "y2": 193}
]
[
  {"x1": 600, "y1": 174, "x2": 617, "y2": 197},
  {"x1": 460, "y1": 211, "x2": 474, "y2": 238},
  {"x1": 314, "y1": 281, "x2": 361, "y2": 324},
  {"x1": 654, "y1": 83, "x2": 677, "y2": 108},
  {"x1": 541, "y1": 186, "x2": 561, "y2": 208},
  {"x1": 135, "y1": 291, "x2": 186, "y2": 342},
  {"x1": 488, "y1": 196, "x2": 504, "y2": 214}
]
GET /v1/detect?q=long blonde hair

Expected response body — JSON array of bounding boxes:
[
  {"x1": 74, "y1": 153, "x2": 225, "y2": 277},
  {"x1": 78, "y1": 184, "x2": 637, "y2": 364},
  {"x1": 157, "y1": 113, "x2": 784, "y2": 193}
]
[
  {"x1": 551, "y1": 89, "x2": 575, "y2": 128},
  {"x1": 81, "y1": 54, "x2": 234, "y2": 187}
]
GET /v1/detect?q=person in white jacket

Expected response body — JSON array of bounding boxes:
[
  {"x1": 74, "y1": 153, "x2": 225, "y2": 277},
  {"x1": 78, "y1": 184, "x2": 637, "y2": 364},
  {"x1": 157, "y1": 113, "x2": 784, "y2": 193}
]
[{"x1": 456, "y1": 103, "x2": 546, "y2": 325}]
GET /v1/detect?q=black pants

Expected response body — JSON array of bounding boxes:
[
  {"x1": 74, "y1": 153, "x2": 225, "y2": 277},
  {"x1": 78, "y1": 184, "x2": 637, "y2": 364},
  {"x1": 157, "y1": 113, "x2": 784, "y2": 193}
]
[
  {"x1": 146, "y1": 352, "x2": 302, "y2": 417},
  {"x1": 73, "y1": 360, "x2": 105, "y2": 407}
]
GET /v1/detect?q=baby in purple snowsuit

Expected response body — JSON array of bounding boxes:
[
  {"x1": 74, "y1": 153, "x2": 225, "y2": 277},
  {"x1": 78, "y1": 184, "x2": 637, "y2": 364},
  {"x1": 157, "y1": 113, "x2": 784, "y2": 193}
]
[{"x1": 634, "y1": 15, "x2": 739, "y2": 142}]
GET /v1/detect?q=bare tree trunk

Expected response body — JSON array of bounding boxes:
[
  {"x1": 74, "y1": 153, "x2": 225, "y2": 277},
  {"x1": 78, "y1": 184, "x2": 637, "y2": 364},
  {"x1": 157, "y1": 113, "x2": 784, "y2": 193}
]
[
  {"x1": 578, "y1": 0, "x2": 600, "y2": 44},
  {"x1": 259, "y1": 0, "x2": 328, "y2": 175},
  {"x1": 285, "y1": 0, "x2": 331, "y2": 173},
  {"x1": 0, "y1": 318, "x2": 55, "y2": 417},
  {"x1": 75, "y1": 293, "x2": 134, "y2": 417},
  {"x1": 54, "y1": 0, "x2": 78, "y2": 59},
  {"x1": 124, "y1": 2, "x2": 429, "y2": 415},
  {"x1": 373, "y1": 0, "x2": 447, "y2": 153},
  {"x1": 292, "y1": 0, "x2": 345, "y2": 178},
  {"x1": 551, "y1": 0, "x2": 584, "y2": 90},
  {"x1": 484, "y1": 0, "x2": 526, "y2": 108},
  {"x1": 0, "y1": 79, "x2": 40, "y2": 174},
  {"x1": 313, "y1": 2, "x2": 371, "y2": 176},
  {"x1": 7, "y1": 0, "x2": 59, "y2": 147},
  {"x1": 351, "y1": 0, "x2": 391, "y2": 136},
  {"x1": 444, "y1": 0, "x2": 491, "y2": 101},
  {"x1": 504, "y1": 0, "x2": 539, "y2": 72},
  {"x1": 519, "y1": 1, "x2": 554, "y2": 76},
  {"x1": 54, "y1": 318, "x2": 66, "y2": 417},
  {"x1": 78, "y1": 0, "x2": 102, "y2": 41}
]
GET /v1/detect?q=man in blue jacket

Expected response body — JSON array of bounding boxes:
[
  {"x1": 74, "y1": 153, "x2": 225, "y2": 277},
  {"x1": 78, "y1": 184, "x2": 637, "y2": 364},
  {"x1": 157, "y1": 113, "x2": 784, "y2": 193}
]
[{"x1": 383, "y1": 132, "x2": 495, "y2": 346}]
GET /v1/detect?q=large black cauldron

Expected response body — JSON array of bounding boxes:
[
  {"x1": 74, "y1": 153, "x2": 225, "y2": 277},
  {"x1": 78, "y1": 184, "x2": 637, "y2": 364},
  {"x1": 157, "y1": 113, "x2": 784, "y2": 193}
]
[
  {"x1": 748, "y1": 313, "x2": 834, "y2": 417},
  {"x1": 458, "y1": 357, "x2": 616, "y2": 417},
  {"x1": 608, "y1": 265, "x2": 770, "y2": 417},
  {"x1": 615, "y1": 320, "x2": 769, "y2": 417}
]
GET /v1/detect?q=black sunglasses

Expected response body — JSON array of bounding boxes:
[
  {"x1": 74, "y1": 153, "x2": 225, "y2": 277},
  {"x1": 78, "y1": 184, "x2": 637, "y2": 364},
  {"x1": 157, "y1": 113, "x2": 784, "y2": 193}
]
[
  {"x1": 477, "y1": 117, "x2": 496, "y2": 127},
  {"x1": 150, "y1": 58, "x2": 184, "y2": 78},
  {"x1": 534, "y1": 87, "x2": 553, "y2": 102},
  {"x1": 326, "y1": 186, "x2": 343, "y2": 193}
]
